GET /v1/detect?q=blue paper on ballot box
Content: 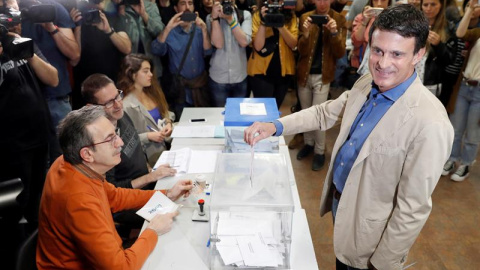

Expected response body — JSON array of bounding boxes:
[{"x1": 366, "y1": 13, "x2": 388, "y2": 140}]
[{"x1": 224, "y1": 98, "x2": 280, "y2": 153}]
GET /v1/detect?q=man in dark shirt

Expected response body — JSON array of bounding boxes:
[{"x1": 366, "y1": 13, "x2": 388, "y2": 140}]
[
  {"x1": 71, "y1": 0, "x2": 132, "y2": 109},
  {"x1": 19, "y1": 0, "x2": 80, "y2": 162},
  {"x1": 81, "y1": 74, "x2": 176, "y2": 189},
  {"x1": 0, "y1": 5, "x2": 58, "y2": 265}
]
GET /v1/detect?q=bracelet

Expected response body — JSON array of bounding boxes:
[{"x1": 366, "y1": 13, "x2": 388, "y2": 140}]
[
  {"x1": 231, "y1": 23, "x2": 239, "y2": 31},
  {"x1": 229, "y1": 18, "x2": 237, "y2": 27},
  {"x1": 49, "y1": 26, "x2": 59, "y2": 36},
  {"x1": 106, "y1": 27, "x2": 115, "y2": 37}
]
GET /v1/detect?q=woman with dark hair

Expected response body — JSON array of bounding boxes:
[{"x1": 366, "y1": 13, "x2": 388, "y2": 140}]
[
  {"x1": 419, "y1": 0, "x2": 457, "y2": 98},
  {"x1": 247, "y1": 0, "x2": 298, "y2": 108},
  {"x1": 351, "y1": 0, "x2": 390, "y2": 71},
  {"x1": 118, "y1": 53, "x2": 174, "y2": 167}
]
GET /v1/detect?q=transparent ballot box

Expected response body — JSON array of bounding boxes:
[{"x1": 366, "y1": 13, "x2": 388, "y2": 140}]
[
  {"x1": 209, "y1": 153, "x2": 294, "y2": 269},
  {"x1": 224, "y1": 98, "x2": 280, "y2": 153}
]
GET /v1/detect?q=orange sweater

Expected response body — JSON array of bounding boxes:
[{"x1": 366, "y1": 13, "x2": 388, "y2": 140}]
[{"x1": 37, "y1": 157, "x2": 158, "y2": 269}]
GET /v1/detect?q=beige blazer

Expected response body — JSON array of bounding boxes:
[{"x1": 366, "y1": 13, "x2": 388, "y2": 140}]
[
  {"x1": 280, "y1": 74, "x2": 454, "y2": 270},
  {"x1": 122, "y1": 94, "x2": 174, "y2": 167}
]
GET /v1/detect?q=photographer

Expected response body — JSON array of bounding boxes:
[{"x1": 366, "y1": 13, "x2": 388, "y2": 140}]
[
  {"x1": 122, "y1": 0, "x2": 165, "y2": 81},
  {"x1": 151, "y1": 0, "x2": 212, "y2": 118},
  {"x1": 207, "y1": 0, "x2": 252, "y2": 106},
  {"x1": 18, "y1": 0, "x2": 80, "y2": 162},
  {"x1": 70, "y1": 0, "x2": 131, "y2": 109},
  {"x1": 296, "y1": 0, "x2": 346, "y2": 171},
  {"x1": 0, "y1": 2, "x2": 57, "y2": 266},
  {"x1": 247, "y1": 0, "x2": 298, "y2": 108}
]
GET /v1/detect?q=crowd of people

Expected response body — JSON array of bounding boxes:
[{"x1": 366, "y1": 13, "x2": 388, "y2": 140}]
[{"x1": 0, "y1": 0, "x2": 478, "y2": 268}]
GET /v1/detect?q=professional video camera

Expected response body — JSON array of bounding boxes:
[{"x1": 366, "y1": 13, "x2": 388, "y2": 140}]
[
  {"x1": 222, "y1": 0, "x2": 234, "y2": 16},
  {"x1": 0, "y1": 23, "x2": 34, "y2": 61},
  {"x1": 263, "y1": 0, "x2": 295, "y2": 28}
]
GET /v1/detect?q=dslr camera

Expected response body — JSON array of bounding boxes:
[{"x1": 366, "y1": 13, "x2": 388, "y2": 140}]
[
  {"x1": 77, "y1": 0, "x2": 102, "y2": 25},
  {"x1": 263, "y1": 0, "x2": 295, "y2": 28},
  {"x1": 221, "y1": 0, "x2": 234, "y2": 16}
]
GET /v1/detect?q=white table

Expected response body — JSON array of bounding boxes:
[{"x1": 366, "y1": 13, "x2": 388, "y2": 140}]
[{"x1": 140, "y1": 108, "x2": 317, "y2": 269}]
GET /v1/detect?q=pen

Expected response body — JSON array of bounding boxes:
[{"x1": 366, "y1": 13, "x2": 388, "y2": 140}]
[{"x1": 147, "y1": 125, "x2": 159, "y2": 132}]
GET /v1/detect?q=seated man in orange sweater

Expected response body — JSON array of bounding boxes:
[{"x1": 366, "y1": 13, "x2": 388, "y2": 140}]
[{"x1": 36, "y1": 106, "x2": 193, "y2": 269}]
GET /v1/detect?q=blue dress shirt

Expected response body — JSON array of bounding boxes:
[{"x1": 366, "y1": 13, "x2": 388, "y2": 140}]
[{"x1": 332, "y1": 73, "x2": 417, "y2": 193}]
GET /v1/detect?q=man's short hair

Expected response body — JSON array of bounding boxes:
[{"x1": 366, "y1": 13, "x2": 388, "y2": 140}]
[
  {"x1": 369, "y1": 4, "x2": 429, "y2": 54},
  {"x1": 81, "y1": 74, "x2": 115, "y2": 104},
  {"x1": 58, "y1": 106, "x2": 106, "y2": 165}
]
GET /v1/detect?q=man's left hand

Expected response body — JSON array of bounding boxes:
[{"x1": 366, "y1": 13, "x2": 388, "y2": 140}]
[
  {"x1": 167, "y1": 179, "x2": 194, "y2": 201},
  {"x1": 195, "y1": 12, "x2": 207, "y2": 29},
  {"x1": 324, "y1": 16, "x2": 337, "y2": 35},
  {"x1": 94, "y1": 11, "x2": 112, "y2": 33}
]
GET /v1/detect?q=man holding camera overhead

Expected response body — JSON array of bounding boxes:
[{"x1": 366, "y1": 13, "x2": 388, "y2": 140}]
[
  {"x1": 151, "y1": 0, "x2": 212, "y2": 117},
  {"x1": 18, "y1": 0, "x2": 80, "y2": 162},
  {"x1": 207, "y1": 0, "x2": 252, "y2": 107},
  {"x1": 70, "y1": 0, "x2": 131, "y2": 109},
  {"x1": 295, "y1": 0, "x2": 346, "y2": 171}
]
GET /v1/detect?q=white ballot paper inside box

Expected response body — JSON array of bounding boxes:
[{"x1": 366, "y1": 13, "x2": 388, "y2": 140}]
[{"x1": 136, "y1": 192, "x2": 181, "y2": 222}]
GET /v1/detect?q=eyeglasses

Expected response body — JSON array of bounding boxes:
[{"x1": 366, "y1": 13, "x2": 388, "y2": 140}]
[
  {"x1": 83, "y1": 134, "x2": 119, "y2": 149},
  {"x1": 94, "y1": 90, "x2": 123, "y2": 109}
]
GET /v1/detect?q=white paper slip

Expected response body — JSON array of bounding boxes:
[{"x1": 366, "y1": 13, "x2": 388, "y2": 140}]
[
  {"x1": 136, "y1": 192, "x2": 181, "y2": 222},
  {"x1": 240, "y1": 103, "x2": 267, "y2": 115},
  {"x1": 154, "y1": 148, "x2": 221, "y2": 175}
]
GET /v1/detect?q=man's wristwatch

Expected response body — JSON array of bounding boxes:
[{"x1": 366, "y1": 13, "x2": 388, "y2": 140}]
[
  {"x1": 106, "y1": 27, "x2": 115, "y2": 37},
  {"x1": 210, "y1": 16, "x2": 220, "y2": 22},
  {"x1": 49, "y1": 25, "x2": 60, "y2": 36}
]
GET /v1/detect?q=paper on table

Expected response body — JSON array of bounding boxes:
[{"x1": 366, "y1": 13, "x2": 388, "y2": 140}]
[
  {"x1": 154, "y1": 148, "x2": 190, "y2": 173},
  {"x1": 154, "y1": 148, "x2": 221, "y2": 175},
  {"x1": 136, "y1": 192, "x2": 180, "y2": 222},
  {"x1": 171, "y1": 125, "x2": 216, "y2": 138},
  {"x1": 188, "y1": 150, "x2": 221, "y2": 174},
  {"x1": 240, "y1": 103, "x2": 267, "y2": 115}
]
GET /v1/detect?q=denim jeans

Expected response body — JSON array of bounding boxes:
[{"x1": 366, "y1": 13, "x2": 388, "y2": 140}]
[
  {"x1": 332, "y1": 193, "x2": 369, "y2": 270},
  {"x1": 47, "y1": 96, "x2": 72, "y2": 162},
  {"x1": 209, "y1": 78, "x2": 247, "y2": 107},
  {"x1": 448, "y1": 81, "x2": 480, "y2": 165}
]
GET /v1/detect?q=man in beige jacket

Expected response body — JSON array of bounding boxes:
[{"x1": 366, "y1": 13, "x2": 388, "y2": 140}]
[{"x1": 244, "y1": 5, "x2": 454, "y2": 270}]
